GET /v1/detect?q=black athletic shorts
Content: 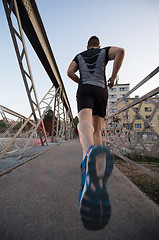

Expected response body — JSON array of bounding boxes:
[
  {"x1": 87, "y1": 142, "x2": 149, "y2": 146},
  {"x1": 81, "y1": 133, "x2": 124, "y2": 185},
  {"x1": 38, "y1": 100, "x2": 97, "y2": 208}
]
[{"x1": 76, "y1": 84, "x2": 108, "y2": 118}]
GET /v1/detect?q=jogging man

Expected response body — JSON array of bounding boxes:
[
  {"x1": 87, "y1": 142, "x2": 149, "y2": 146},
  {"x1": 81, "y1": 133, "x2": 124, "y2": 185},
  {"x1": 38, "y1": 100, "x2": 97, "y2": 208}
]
[{"x1": 67, "y1": 36, "x2": 125, "y2": 230}]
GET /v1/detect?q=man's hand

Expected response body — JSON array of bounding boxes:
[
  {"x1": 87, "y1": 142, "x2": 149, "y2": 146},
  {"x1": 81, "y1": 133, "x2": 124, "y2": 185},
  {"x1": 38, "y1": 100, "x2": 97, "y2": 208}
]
[{"x1": 108, "y1": 77, "x2": 115, "y2": 88}]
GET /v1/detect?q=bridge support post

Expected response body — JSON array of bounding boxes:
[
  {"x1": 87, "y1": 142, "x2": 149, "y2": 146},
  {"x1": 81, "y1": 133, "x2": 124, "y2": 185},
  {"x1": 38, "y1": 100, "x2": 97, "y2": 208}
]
[{"x1": 51, "y1": 87, "x2": 70, "y2": 143}]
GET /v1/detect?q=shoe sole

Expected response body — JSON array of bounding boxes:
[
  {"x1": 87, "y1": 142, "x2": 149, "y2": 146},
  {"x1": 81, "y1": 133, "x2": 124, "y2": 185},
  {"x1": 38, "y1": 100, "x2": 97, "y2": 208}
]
[{"x1": 79, "y1": 146, "x2": 113, "y2": 230}]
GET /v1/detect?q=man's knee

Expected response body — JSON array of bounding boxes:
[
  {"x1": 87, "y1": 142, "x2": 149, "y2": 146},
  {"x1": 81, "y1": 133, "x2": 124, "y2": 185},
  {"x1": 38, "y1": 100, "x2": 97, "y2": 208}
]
[{"x1": 78, "y1": 108, "x2": 93, "y2": 123}]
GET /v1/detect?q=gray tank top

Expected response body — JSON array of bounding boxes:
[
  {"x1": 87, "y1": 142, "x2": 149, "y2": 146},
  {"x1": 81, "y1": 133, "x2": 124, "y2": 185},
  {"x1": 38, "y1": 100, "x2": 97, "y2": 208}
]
[{"x1": 73, "y1": 47, "x2": 111, "y2": 88}]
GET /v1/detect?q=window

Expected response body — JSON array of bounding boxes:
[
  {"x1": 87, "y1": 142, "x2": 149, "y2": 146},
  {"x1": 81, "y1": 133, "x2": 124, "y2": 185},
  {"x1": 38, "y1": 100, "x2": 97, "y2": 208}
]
[
  {"x1": 110, "y1": 109, "x2": 117, "y2": 113},
  {"x1": 109, "y1": 102, "x2": 115, "y2": 106},
  {"x1": 136, "y1": 115, "x2": 140, "y2": 120},
  {"x1": 120, "y1": 87, "x2": 127, "y2": 91},
  {"x1": 109, "y1": 88, "x2": 116, "y2": 92},
  {"x1": 135, "y1": 123, "x2": 141, "y2": 128},
  {"x1": 147, "y1": 132, "x2": 153, "y2": 136},
  {"x1": 144, "y1": 100, "x2": 150, "y2": 103},
  {"x1": 120, "y1": 94, "x2": 125, "y2": 97},
  {"x1": 145, "y1": 115, "x2": 150, "y2": 119},
  {"x1": 145, "y1": 107, "x2": 152, "y2": 112},
  {"x1": 109, "y1": 95, "x2": 117, "y2": 99},
  {"x1": 122, "y1": 100, "x2": 128, "y2": 104}
]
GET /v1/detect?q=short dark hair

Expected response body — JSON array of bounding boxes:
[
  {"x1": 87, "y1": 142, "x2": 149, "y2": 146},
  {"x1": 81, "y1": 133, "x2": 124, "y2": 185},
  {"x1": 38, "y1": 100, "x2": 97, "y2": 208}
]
[{"x1": 87, "y1": 36, "x2": 100, "y2": 48}]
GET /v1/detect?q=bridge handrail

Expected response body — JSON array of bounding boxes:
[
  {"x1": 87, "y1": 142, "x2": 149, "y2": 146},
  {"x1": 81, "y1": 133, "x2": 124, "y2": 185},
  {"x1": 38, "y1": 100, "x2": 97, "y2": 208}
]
[
  {"x1": 103, "y1": 67, "x2": 159, "y2": 159},
  {"x1": 107, "y1": 66, "x2": 159, "y2": 114}
]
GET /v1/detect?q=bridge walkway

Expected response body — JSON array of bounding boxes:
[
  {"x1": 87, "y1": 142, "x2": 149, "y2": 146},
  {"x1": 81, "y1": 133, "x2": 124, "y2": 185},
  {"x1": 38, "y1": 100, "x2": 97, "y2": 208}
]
[{"x1": 0, "y1": 138, "x2": 158, "y2": 240}]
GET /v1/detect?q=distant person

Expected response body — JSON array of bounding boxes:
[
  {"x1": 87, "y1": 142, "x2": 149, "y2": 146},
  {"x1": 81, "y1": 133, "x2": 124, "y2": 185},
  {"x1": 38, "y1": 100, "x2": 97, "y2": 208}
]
[{"x1": 67, "y1": 36, "x2": 125, "y2": 230}]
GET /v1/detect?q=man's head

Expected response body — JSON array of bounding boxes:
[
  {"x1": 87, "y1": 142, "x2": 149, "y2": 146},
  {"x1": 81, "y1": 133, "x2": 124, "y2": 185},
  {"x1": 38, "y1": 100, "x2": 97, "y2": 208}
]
[{"x1": 87, "y1": 36, "x2": 100, "y2": 49}]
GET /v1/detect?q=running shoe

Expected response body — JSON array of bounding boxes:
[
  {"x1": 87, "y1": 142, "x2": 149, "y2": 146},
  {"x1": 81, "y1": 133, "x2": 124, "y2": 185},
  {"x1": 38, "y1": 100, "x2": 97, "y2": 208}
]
[
  {"x1": 79, "y1": 145, "x2": 114, "y2": 230},
  {"x1": 79, "y1": 145, "x2": 93, "y2": 208}
]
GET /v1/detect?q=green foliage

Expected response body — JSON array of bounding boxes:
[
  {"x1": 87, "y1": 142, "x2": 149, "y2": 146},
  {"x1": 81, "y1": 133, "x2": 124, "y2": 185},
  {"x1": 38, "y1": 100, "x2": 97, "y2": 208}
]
[
  {"x1": 13, "y1": 120, "x2": 23, "y2": 131},
  {"x1": 44, "y1": 108, "x2": 53, "y2": 119},
  {"x1": 73, "y1": 116, "x2": 79, "y2": 135},
  {"x1": 130, "y1": 175, "x2": 159, "y2": 204},
  {"x1": 43, "y1": 110, "x2": 79, "y2": 136},
  {"x1": 0, "y1": 120, "x2": 7, "y2": 129},
  {"x1": 125, "y1": 152, "x2": 158, "y2": 163},
  {"x1": 43, "y1": 108, "x2": 54, "y2": 136},
  {"x1": 114, "y1": 154, "x2": 159, "y2": 204}
]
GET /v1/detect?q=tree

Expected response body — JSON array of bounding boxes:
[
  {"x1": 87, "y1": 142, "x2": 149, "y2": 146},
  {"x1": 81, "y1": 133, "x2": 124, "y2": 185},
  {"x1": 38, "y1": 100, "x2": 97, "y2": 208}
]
[
  {"x1": 0, "y1": 120, "x2": 7, "y2": 129},
  {"x1": 73, "y1": 116, "x2": 79, "y2": 135},
  {"x1": 43, "y1": 108, "x2": 53, "y2": 136}
]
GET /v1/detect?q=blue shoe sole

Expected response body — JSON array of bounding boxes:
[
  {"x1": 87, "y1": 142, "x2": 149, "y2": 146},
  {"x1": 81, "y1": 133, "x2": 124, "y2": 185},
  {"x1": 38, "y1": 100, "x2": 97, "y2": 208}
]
[{"x1": 79, "y1": 146, "x2": 113, "y2": 230}]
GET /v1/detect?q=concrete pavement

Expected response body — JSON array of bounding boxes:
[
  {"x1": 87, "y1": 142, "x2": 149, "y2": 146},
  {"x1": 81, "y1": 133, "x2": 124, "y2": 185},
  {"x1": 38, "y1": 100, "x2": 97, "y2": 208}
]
[{"x1": 0, "y1": 138, "x2": 159, "y2": 240}]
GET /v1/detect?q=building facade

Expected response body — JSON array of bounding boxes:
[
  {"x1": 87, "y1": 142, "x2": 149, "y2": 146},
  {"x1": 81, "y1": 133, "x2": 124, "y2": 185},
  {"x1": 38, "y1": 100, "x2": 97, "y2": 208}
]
[
  {"x1": 117, "y1": 95, "x2": 159, "y2": 137},
  {"x1": 107, "y1": 77, "x2": 159, "y2": 137},
  {"x1": 108, "y1": 82, "x2": 130, "y2": 114}
]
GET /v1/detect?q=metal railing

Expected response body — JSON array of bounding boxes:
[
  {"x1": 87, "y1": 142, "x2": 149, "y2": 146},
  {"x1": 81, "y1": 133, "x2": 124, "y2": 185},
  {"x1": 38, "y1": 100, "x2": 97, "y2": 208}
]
[
  {"x1": 0, "y1": 86, "x2": 74, "y2": 160},
  {"x1": 102, "y1": 67, "x2": 159, "y2": 159}
]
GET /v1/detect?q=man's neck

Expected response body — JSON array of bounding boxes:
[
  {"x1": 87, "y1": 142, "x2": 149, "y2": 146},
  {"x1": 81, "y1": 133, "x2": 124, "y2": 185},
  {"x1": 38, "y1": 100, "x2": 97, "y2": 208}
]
[{"x1": 87, "y1": 46, "x2": 100, "y2": 50}]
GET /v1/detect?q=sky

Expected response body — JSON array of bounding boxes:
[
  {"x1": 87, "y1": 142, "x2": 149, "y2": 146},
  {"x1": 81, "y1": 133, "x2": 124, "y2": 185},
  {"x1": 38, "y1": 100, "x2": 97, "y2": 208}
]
[{"x1": 0, "y1": 0, "x2": 159, "y2": 119}]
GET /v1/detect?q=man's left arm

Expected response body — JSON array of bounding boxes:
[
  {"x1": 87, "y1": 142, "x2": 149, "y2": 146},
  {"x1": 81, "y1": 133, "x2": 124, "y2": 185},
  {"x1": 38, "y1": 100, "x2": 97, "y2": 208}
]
[{"x1": 67, "y1": 61, "x2": 80, "y2": 84}]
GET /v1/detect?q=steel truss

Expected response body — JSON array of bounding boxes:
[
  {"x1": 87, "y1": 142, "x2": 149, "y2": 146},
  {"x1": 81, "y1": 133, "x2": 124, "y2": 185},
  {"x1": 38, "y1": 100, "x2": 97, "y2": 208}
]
[
  {"x1": 0, "y1": 86, "x2": 54, "y2": 159},
  {"x1": 0, "y1": 106, "x2": 16, "y2": 137},
  {"x1": 51, "y1": 88, "x2": 74, "y2": 143},
  {"x1": 1, "y1": 0, "x2": 74, "y2": 160},
  {"x1": 0, "y1": 105, "x2": 34, "y2": 139},
  {"x1": 0, "y1": 85, "x2": 74, "y2": 160},
  {"x1": 3, "y1": 0, "x2": 48, "y2": 146},
  {"x1": 103, "y1": 67, "x2": 159, "y2": 159}
]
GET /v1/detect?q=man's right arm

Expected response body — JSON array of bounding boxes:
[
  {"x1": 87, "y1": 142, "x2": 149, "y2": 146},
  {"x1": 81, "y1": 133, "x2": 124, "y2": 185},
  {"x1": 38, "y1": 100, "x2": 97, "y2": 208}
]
[
  {"x1": 67, "y1": 61, "x2": 80, "y2": 84},
  {"x1": 108, "y1": 47, "x2": 125, "y2": 88}
]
